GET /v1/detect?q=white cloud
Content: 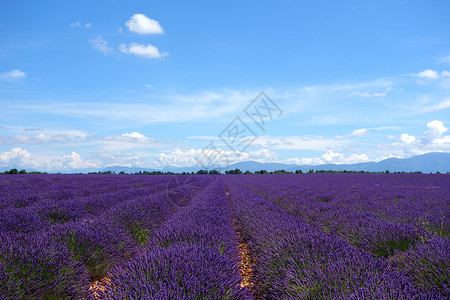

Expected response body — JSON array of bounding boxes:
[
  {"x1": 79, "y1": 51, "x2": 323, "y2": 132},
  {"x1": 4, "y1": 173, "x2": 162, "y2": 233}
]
[
  {"x1": 90, "y1": 35, "x2": 114, "y2": 54},
  {"x1": 349, "y1": 128, "x2": 368, "y2": 137},
  {"x1": 0, "y1": 147, "x2": 150, "y2": 171},
  {"x1": 424, "y1": 99, "x2": 450, "y2": 112},
  {"x1": 0, "y1": 148, "x2": 37, "y2": 168},
  {"x1": 92, "y1": 150, "x2": 147, "y2": 168},
  {"x1": 0, "y1": 69, "x2": 26, "y2": 81},
  {"x1": 379, "y1": 120, "x2": 450, "y2": 156},
  {"x1": 412, "y1": 69, "x2": 450, "y2": 86},
  {"x1": 421, "y1": 120, "x2": 447, "y2": 145},
  {"x1": 102, "y1": 132, "x2": 155, "y2": 145},
  {"x1": 70, "y1": 21, "x2": 92, "y2": 28},
  {"x1": 414, "y1": 69, "x2": 440, "y2": 80},
  {"x1": 285, "y1": 150, "x2": 370, "y2": 165},
  {"x1": 400, "y1": 133, "x2": 415, "y2": 144},
  {"x1": 154, "y1": 147, "x2": 278, "y2": 168},
  {"x1": 119, "y1": 43, "x2": 168, "y2": 59},
  {"x1": 63, "y1": 152, "x2": 99, "y2": 169},
  {"x1": 125, "y1": 14, "x2": 164, "y2": 34},
  {"x1": 122, "y1": 132, "x2": 145, "y2": 140},
  {"x1": 249, "y1": 135, "x2": 348, "y2": 151},
  {"x1": 0, "y1": 129, "x2": 91, "y2": 145},
  {"x1": 349, "y1": 91, "x2": 386, "y2": 98}
]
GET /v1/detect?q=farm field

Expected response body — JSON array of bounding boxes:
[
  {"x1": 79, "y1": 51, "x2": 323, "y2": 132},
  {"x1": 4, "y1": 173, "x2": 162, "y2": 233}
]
[{"x1": 0, "y1": 174, "x2": 449, "y2": 299}]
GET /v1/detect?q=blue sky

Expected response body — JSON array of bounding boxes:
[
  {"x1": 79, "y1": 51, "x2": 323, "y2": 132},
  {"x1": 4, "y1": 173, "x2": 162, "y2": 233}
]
[{"x1": 1, "y1": 0, "x2": 450, "y2": 171}]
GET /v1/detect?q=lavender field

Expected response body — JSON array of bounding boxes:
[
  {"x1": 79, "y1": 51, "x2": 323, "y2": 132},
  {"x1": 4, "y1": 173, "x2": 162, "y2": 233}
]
[{"x1": 0, "y1": 174, "x2": 449, "y2": 299}]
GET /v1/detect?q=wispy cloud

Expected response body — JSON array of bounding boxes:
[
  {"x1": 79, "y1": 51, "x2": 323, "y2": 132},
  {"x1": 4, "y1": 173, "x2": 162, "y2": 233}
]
[
  {"x1": 349, "y1": 128, "x2": 368, "y2": 137},
  {"x1": 349, "y1": 91, "x2": 386, "y2": 98},
  {"x1": 423, "y1": 99, "x2": 450, "y2": 112},
  {"x1": 90, "y1": 35, "x2": 114, "y2": 54},
  {"x1": 70, "y1": 21, "x2": 92, "y2": 28},
  {"x1": 0, "y1": 69, "x2": 26, "y2": 81}
]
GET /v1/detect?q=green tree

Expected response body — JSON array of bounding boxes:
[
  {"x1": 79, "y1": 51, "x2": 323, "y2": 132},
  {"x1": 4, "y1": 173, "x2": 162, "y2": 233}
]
[{"x1": 8, "y1": 168, "x2": 18, "y2": 174}]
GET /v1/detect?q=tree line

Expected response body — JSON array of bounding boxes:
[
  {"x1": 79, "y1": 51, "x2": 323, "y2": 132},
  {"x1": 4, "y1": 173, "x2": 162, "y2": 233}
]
[{"x1": 2, "y1": 168, "x2": 445, "y2": 175}]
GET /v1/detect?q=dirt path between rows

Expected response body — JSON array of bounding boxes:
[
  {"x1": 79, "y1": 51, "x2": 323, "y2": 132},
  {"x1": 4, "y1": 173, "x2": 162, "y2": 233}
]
[
  {"x1": 226, "y1": 189, "x2": 256, "y2": 294},
  {"x1": 89, "y1": 276, "x2": 111, "y2": 299}
]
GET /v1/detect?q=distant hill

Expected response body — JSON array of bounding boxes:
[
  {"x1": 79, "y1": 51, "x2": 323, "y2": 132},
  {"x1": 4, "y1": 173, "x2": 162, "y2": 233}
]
[
  {"x1": 226, "y1": 152, "x2": 450, "y2": 173},
  {"x1": 106, "y1": 152, "x2": 450, "y2": 174}
]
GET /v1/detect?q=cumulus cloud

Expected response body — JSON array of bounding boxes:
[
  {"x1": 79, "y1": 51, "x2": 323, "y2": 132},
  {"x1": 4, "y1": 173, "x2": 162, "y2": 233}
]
[
  {"x1": 154, "y1": 147, "x2": 278, "y2": 168},
  {"x1": 0, "y1": 148, "x2": 37, "y2": 168},
  {"x1": 90, "y1": 35, "x2": 114, "y2": 54},
  {"x1": 421, "y1": 120, "x2": 448, "y2": 145},
  {"x1": 63, "y1": 152, "x2": 99, "y2": 169},
  {"x1": 379, "y1": 120, "x2": 450, "y2": 156},
  {"x1": 349, "y1": 128, "x2": 368, "y2": 137},
  {"x1": 0, "y1": 147, "x2": 150, "y2": 171},
  {"x1": 119, "y1": 43, "x2": 168, "y2": 59},
  {"x1": 93, "y1": 150, "x2": 146, "y2": 168},
  {"x1": 125, "y1": 14, "x2": 164, "y2": 34},
  {"x1": 285, "y1": 150, "x2": 370, "y2": 165},
  {"x1": 400, "y1": 133, "x2": 415, "y2": 144},
  {"x1": 0, "y1": 69, "x2": 26, "y2": 81}
]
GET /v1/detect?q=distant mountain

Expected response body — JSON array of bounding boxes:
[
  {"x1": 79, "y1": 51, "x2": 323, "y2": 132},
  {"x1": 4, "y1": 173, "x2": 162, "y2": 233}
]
[
  {"x1": 162, "y1": 165, "x2": 198, "y2": 173},
  {"x1": 226, "y1": 152, "x2": 450, "y2": 173}
]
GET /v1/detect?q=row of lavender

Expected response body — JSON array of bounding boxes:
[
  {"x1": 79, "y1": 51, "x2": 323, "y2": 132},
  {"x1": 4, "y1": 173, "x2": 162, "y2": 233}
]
[
  {"x1": 0, "y1": 174, "x2": 213, "y2": 299},
  {"x1": 99, "y1": 178, "x2": 251, "y2": 299},
  {"x1": 225, "y1": 174, "x2": 449, "y2": 298}
]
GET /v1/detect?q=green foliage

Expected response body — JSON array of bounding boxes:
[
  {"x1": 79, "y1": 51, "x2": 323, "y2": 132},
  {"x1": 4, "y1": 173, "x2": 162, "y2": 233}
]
[
  {"x1": 316, "y1": 196, "x2": 332, "y2": 203},
  {"x1": 372, "y1": 238, "x2": 416, "y2": 258}
]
